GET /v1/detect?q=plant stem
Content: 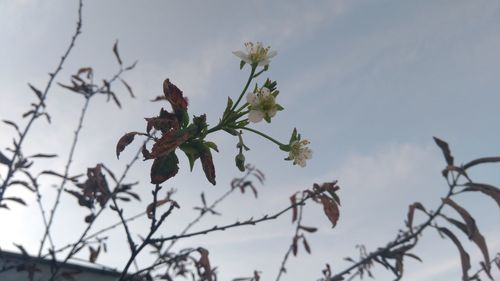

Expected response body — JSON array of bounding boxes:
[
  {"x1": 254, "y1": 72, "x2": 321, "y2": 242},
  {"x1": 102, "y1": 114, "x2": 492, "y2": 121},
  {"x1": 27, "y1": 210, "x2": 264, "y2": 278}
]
[{"x1": 236, "y1": 126, "x2": 286, "y2": 147}]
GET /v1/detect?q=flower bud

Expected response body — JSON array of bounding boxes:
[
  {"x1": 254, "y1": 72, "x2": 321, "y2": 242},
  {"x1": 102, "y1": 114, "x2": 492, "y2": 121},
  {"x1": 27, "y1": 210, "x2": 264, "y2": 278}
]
[{"x1": 235, "y1": 153, "x2": 246, "y2": 172}]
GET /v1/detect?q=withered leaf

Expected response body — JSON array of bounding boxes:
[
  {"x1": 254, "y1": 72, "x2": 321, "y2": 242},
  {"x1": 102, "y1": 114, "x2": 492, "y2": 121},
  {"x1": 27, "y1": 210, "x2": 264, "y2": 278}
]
[
  {"x1": 463, "y1": 156, "x2": 500, "y2": 170},
  {"x1": 4, "y1": 197, "x2": 27, "y2": 206},
  {"x1": 163, "y1": 79, "x2": 188, "y2": 111},
  {"x1": 442, "y1": 199, "x2": 491, "y2": 275},
  {"x1": 200, "y1": 147, "x2": 216, "y2": 185},
  {"x1": 290, "y1": 193, "x2": 298, "y2": 223},
  {"x1": 13, "y1": 243, "x2": 29, "y2": 256},
  {"x1": 151, "y1": 129, "x2": 191, "y2": 159},
  {"x1": 28, "y1": 153, "x2": 57, "y2": 159},
  {"x1": 0, "y1": 150, "x2": 10, "y2": 165},
  {"x1": 146, "y1": 198, "x2": 177, "y2": 219},
  {"x1": 89, "y1": 246, "x2": 100, "y2": 263},
  {"x1": 463, "y1": 182, "x2": 500, "y2": 208},
  {"x1": 303, "y1": 237, "x2": 311, "y2": 254},
  {"x1": 407, "y1": 202, "x2": 426, "y2": 232},
  {"x1": 196, "y1": 247, "x2": 213, "y2": 281},
  {"x1": 292, "y1": 236, "x2": 298, "y2": 256},
  {"x1": 3, "y1": 120, "x2": 19, "y2": 132},
  {"x1": 433, "y1": 136, "x2": 454, "y2": 166},
  {"x1": 113, "y1": 40, "x2": 122, "y2": 65},
  {"x1": 125, "y1": 61, "x2": 137, "y2": 71},
  {"x1": 299, "y1": 225, "x2": 318, "y2": 233},
  {"x1": 116, "y1": 132, "x2": 140, "y2": 159},
  {"x1": 28, "y1": 83, "x2": 43, "y2": 100},
  {"x1": 319, "y1": 194, "x2": 340, "y2": 228},
  {"x1": 120, "y1": 79, "x2": 135, "y2": 98},
  {"x1": 437, "y1": 227, "x2": 470, "y2": 281},
  {"x1": 150, "y1": 153, "x2": 179, "y2": 184}
]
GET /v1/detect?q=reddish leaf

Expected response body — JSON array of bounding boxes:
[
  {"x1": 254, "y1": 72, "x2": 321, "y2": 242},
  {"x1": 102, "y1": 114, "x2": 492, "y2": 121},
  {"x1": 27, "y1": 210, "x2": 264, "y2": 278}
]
[
  {"x1": 151, "y1": 129, "x2": 191, "y2": 159},
  {"x1": 116, "y1": 132, "x2": 139, "y2": 159},
  {"x1": 163, "y1": 79, "x2": 188, "y2": 111},
  {"x1": 200, "y1": 148, "x2": 216, "y2": 185},
  {"x1": 150, "y1": 153, "x2": 179, "y2": 184},
  {"x1": 319, "y1": 194, "x2": 340, "y2": 228},
  {"x1": 437, "y1": 227, "x2": 470, "y2": 281}
]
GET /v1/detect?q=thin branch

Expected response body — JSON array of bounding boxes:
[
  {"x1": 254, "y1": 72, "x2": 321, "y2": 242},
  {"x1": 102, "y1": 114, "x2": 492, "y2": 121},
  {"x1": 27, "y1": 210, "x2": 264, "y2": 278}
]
[
  {"x1": 0, "y1": 0, "x2": 83, "y2": 202},
  {"x1": 39, "y1": 96, "x2": 91, "y2": 256}
]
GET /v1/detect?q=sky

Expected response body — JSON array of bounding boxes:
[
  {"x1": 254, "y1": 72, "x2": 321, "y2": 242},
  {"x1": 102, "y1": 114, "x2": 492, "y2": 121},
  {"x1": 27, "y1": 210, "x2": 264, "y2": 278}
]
[{"x1": 0, "y1": 0, "x2": 499, "y2": 280}]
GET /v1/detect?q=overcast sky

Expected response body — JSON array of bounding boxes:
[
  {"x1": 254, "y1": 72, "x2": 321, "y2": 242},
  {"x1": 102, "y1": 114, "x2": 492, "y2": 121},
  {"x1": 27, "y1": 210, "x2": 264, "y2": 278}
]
[{"x1": 0, "y1": 0, "x2": 499, "y2": 280}]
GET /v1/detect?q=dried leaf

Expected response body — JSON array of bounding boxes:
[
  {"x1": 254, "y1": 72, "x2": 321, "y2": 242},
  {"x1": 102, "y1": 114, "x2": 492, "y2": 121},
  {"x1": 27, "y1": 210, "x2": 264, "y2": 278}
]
[
  {"x1": 28, "y1": 83, "x2": 43, "y2": 100},
  {"x1": 163, "y1": 79, "x2": 188, "y2": 112},
  {"x1": 299, "y1": 225, "x2": 318, "y2": 233},
  {"x1": 437, "y1": 227, "x2": 470, "y2": 281},
  {"x1": 196, "y1": 247, "x2": 213, "y2": 281},
  {"x1": 116, "y1": 132, "x2": 139, "y2": 159},
  {"x1": 151, "y1": 129, "x2": 191, "y2": 159},
  {"x1": 13, "y1": 243, "x2": 29, "y2": 256},
  {"x1": 303, "y1": 237, "x2": 311, "y2": 254},
  {"x1": 89, "y1": 246, "x2": 100, "y2": 263},
  {"x1": 292, "y1": 236, "x2": 298, "y2": 256},
  {"x1": 150, "y1": 153, "x2": 179, "y2": 184},
  {"x1": 200, "y1": 148, "x2": 216, "y2": 185},
  {"x1": 442, "y1": 199, "x2": 491, "y2": 275},
  {"x1": 28, "y1": 153, "x2": 57, "y2": 159},
  {"x1": 319, "y1": 194, "x2": 340, "y2": 228},
  {"x1": 0, "y1": 150, "x2": 10, "y2": 165},
  {"x1": 463, "y1": 156, "x2": 500, "y2": 170},
  {"x1": 146, "y1": 198, "x2": 179, "y2": 219},
  {"x1": 290, "y1": 194, "x2": 298, "y2": 223},
  {"x1": 407, "y1": 202, "x2": 426, "y2": 232},
  {"x1": 113, "y1": 40, "x2": 122, "y2": 65},
  {"x1": 120, "y1": 79, "x2": 135, "y2": 98},
  {"x1": 433, "y1": 136, "x2": 454, "y2": 166},
  {"x1": 3, "y1": 120, "x2": 19, "y2": 132},
  {"x1": 4, "y1": 197, "x2": 27, "y2": 206},
  {"x1": 463, "y1": 182, "x2": 500, "y2": 208}
]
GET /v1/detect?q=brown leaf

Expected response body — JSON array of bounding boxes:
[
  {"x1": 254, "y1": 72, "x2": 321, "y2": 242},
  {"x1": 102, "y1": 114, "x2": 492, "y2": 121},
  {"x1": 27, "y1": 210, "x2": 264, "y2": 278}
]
[
  {"x1": 196, "y1": 247, "x2": 213, "y2": 281},
  {"x1": 299, "y1": 225, "x2": 318, "y2": 233},
  {"x1": 463, "y1": 156, "x2": 500, "y2": 170},
  {"x1": 433, "y1": 136, "x2": 454, "y2": 165},
  {"x1": 319, "y1": 194, "x2": 340, "y2": 228},
  {"x1": 89, "y1": 246, "x2": 100, "y2": 263},
  {"x1": 290, "y1": 193, "x2": 298, "y2": 223},
  {"x1": 463, "y1": 182, "x2": 500, "y2": 208},
  {"x1": 146, "y1": 198, "x2": 179, "y2": 219},
  {"x1": 407, "y1": 202, "x2": 426, "y2": 232},
  {"x1": 151, "y1": 129, "x2": 191, "y2": 159},
  {"x1": 116, "y1": 132, "x2": 139, "y2": 159},
  {"x1": 113, "y1": 40, "x2": 122, "y2": 65},
  {"x1": 200, "y1": 148, "x2": 216, "y2": 185},
  {"x1": 120, "y1": 79, "x2": 135, "y2": 98},
  {"x1": 303, "y1": 237, "x2": 311, "y2": 254},
  {"x1": 437, "y1": 227, "x2": 470, "y2": 281},
  {"x1": 163, "y1": 79, "x2": 188, "y2": 111},
  {"x1": 150, "y1": 153, "x2": 179, "y2": 184},
  {"x1": 442, "y1": 199, "x2": 491, "y2": 275}
]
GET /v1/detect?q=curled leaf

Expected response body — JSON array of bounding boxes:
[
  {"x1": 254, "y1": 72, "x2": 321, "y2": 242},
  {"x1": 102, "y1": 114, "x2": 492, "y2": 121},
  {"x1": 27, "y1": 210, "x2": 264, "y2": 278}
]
[
  {"x1": 116, "y1": 132, "x2": 139, "y2": 159},
  {"x1": 113, "y1": 40, "x2": 122, "y2": 65},
  {"x1": 150, "y1": 153, "x2": 179, "y2": 184},
  {"x1": 146, "y1": 198, "x2": 179, "y2": 219},
  {"x1": 319, "y1": 194, "x2": 340, "y2": 228},
  {"x1": 433, "y1": 136, "x2": 454, "y2": 165},
  {"x1": 463, "y1": 182, "x2": 500, "y2": 208},
  {"x1": 163, "y1": 79, "x2": 188, "y2": 111},
  {"x1": 407, "y1": 202, "x2": 426, "y2": 232},
  {"x1": 200, "y1": 148, "x2": 216, "y2": 185},
  {"x1": 290, "y1": 193, "x2": 298, "y2": 223},
  {"x1": 437, "y1": 227, "x2": 470, "y2": 281}
]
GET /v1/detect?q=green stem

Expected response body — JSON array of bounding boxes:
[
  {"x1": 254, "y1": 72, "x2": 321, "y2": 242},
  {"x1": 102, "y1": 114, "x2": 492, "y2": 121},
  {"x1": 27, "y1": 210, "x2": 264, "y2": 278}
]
[
  {"x1": 231, "y1": 66, "x2": 256, "y2": 112},
  {"x1": 235, "y1": 126, "x2": 286, "y2": 147}
]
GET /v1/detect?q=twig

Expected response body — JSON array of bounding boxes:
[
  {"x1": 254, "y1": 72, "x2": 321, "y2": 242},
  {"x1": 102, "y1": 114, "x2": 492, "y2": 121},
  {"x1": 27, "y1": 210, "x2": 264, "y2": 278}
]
[
  {"x1": 39, "y1": 96, "x2": 91, "y2": 256},
  {"x1": 275, "y1": 193, "x2": 305, "y2": 281},
  {"x1": 0, "y1": 0, "x2": 83, "y2": 202}
]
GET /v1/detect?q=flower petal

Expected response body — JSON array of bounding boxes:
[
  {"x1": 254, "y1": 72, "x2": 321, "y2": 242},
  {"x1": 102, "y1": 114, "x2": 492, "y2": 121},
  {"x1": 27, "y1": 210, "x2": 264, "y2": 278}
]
[{"x1": 248, "y1": 110, "x2": 264, "y2": 123}]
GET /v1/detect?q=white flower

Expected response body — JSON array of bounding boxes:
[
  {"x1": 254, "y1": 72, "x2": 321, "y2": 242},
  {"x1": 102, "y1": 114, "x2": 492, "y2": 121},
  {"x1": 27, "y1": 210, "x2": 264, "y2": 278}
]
[
  {"x1": 233, "y1": 42, "x2": 277, "y2": 67},
  {"x1": 246, "y1": 87, "x2": 279, "y2": 123},
  {"x1": 288, "y1": 139, "x2": 313, "y2": 167}
]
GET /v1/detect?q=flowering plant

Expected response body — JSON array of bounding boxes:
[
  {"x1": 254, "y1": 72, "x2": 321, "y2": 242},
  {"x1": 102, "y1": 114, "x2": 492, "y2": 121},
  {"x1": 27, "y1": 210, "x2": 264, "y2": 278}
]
[{"x1": 116, "y1": 42, "x2": 312, "y2": 185}]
